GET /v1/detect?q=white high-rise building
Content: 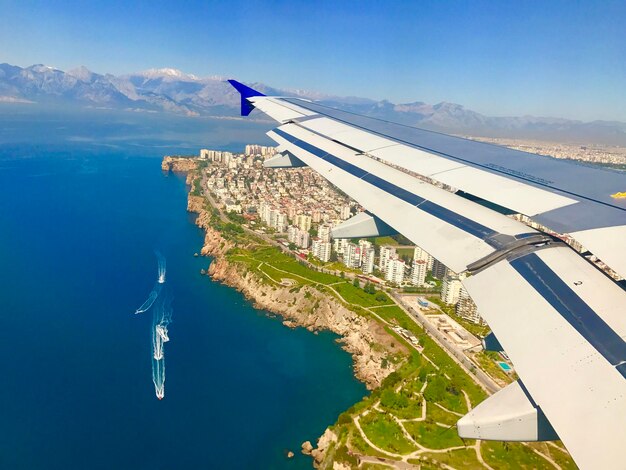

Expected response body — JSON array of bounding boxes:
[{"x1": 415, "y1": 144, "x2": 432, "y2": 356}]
[
  {"x1": 268, "y1": 209, "x2": 278, "y2": 229},
  {"x1": 456, "y1": 288, "x2": 485, "y2": 325},
  {"x1": 312, "y1": 238, "x2": 332, "y2": 262},
  {"x1": 410, "y1": 259, "x2": 427, "y2": 286},
  {"x1": 245, "y1": 144, "x2": 276, "y2": 156},
  {"x1": 413, "y1": 246, "x2": 426, "y2": 262},
  {"x1": 441, "y1": 275, "x2": 463, "y2": 305},
  {"x1": 358, "y1": 240, "x2": 373, "y2": 271},
  {"x1": 318, "y1": 224, "x2": 332, "y2": 243},
  {"x1": 274, "y1": 212, "x2": 288, "y2": 232},
  {"x1": 362, "y1": 246, "x2": 375, "y2": 274},
  {"x1": 379, "y1": 246, "x2": 396, "y2": 273},
  {"x1": 344, "y1": 243, "x2": 362, "y2": 269},
  {"x1": 340, "y1": 205, "x2": 351, "y2": 220},
  {"x1": 296, "y1": 230, "x2": 310, "y2": 249},
  {"x1": 287, "y1": 225, "x2": 299, "y2": 244},
  {"x1": 333, "y1": 238, "x2": 349, "y2": 255},
  {"x1": 358, "y1": 240, "x2": 372, "y2": 257},
  {"x1": 200, "y1": 149, "x2": 209, "y2": 159},
  {"x1": 413, "y1": 246, "x2": 434, "y2": 270},
  {"x1": 385, "y1": 258, "x2": 405, "y2": 284},
  {"x1": 295, "y1": 214, "x2": 312, "y2": 232},
  {"x1": 259, "y1": 201, "x2": 272, "y2": 226}
]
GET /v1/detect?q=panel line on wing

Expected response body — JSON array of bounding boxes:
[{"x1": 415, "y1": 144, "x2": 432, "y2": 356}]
[
  {"x1": 284, "y1": 98, "x2": 625, "y2": 213},
  {"x1": 511, "y1": 252, "x2": 626, "y2": 376}
]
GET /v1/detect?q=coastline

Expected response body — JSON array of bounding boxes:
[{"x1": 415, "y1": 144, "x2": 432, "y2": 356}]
[
  {"x1": 164, "y1": 156, "x2": 402, "y2": 464},
  {"x1": 162, "y1": 156, "x2": 576, "y2": 469}
]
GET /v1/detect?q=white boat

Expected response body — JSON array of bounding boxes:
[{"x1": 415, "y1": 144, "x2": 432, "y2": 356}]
[{"x1": 156, "y1": 325, "x2": 170, "y2": 342}]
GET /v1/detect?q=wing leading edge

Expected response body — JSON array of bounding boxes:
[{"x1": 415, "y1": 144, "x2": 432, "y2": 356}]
[{"x1": 228, "y1": 81, "x2": 626, "y2": 469}]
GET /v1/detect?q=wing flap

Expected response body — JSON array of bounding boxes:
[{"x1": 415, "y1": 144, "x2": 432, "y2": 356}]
[
  {"x1": 463, "y1": 246, "x2": 626, "y2": 469},
  {"x1": 569, "y1": 224, "x2": 626, "y2": 279},
  {"x1": 268, "y1": 123, "x2": 542, "y2": 273},
  {"x1": 262, "y1": 97, "x2": 626, "y2": 278}
]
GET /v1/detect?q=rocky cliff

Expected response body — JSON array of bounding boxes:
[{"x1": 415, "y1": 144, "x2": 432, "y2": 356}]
[
  {"x1": 189, "y1": 194, "x2": 401, "y2": 388},
  {"x1": 161, "y1": 156, "x2": 198, "y2": 172},
  {"x1": 178, "y1": 163, "x2": 404, "y2": 466}
]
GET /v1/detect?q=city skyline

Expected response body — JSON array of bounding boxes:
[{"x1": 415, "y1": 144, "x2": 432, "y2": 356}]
[{"x1": 1, "y1": 0, "x2": 625, "y2": 121}]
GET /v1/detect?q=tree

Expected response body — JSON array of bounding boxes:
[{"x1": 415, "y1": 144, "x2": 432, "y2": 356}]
[
  {"x1": 353, "y1": 277, "x2": 360, "y2": 288},
  {"x1": 424, "y1": 375, "x2": 447, "y2": 402},
  {"x1": 363, "y1": 282, "x2": 376, "y2": 294}
]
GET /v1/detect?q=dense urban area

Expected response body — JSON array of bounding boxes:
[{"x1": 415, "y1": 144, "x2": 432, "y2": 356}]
[{"x1": 468, "y1": 137, "x2": 626, "y2": 168}]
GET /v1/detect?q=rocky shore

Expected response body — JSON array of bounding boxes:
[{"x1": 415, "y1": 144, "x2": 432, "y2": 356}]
[
  {"x1": 189, "y1": 192, "x2": 399, "y2": 389},
  {"x1": 161, "y1": 155, "x2": 198, "y2": 173},
  {"x1": 166, "y1": 157, "x2": 402, "y2": 465}
]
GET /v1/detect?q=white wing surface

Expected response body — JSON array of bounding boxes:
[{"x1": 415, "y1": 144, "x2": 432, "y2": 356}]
[{"x1": 228, "y1": 80, "x2": 626, "y2": 469}]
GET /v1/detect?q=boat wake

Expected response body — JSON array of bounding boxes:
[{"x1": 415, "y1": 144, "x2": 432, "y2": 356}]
[
  {"x1": 156, "y1": 250, "x2": 166, "y2": 284},
  {"x1": 152, "y1": 293, "x2": 172, "y2": 400},
  {"x1": 151, "y1": 293, "x2": 172, "y2": 400},
  {"x1": 135, "y1": 251, "x2": 167, "y2": 313},
  {"x1": 135, "y1": 283, "x2": 162, "y2": 314},
  {"x1": 135, "y1": 251, "x2": 174, "y2": 400}
]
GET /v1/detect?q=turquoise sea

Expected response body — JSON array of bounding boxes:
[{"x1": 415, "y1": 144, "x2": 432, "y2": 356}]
[{"x1": 0, "y1": 107, "x2": 366, "y2": 469}]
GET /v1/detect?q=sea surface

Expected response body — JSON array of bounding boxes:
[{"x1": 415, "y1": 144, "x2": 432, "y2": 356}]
[{"x1": 0, "y1": 107, "x2": 366, "y2": 469}]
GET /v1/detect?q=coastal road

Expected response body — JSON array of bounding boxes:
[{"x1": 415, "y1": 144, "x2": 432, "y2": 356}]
[{"x1": 390, "y1": 291, "x2": 500, "y2": 394}]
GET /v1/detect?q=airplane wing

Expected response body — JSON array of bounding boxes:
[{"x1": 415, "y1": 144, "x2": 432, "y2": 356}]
[{"x1": 228, "y1": 80, "x2": 626, "y2": 470}]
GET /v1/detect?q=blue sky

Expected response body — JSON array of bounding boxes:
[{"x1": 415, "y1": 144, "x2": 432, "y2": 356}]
[{"x1": 1, "y1": 0, "x2": 625, "y2": 121}]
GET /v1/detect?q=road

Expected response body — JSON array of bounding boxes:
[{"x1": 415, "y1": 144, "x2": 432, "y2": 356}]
[{"x1": 390, "y1": 291, "x2": 500, "y2": 394}]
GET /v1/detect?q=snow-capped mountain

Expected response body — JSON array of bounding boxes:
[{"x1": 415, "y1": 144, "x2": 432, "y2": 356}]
[{"x1": 1, "y1": 63, "x2": 625, "y2": 144}]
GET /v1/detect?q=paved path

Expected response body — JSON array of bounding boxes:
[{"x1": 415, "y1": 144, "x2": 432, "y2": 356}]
[{"x1": 390, "y1": 291, "x2": 500, "y2": 394}]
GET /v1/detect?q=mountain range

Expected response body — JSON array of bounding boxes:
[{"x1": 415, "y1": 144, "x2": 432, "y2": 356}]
[{"x1": 2, "y1": 63, "x2": 625, "y2": 145}]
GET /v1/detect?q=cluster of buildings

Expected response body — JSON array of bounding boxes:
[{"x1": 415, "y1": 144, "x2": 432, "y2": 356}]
[
  {"x1": 200, "y1": 145, "x2": 484, "y2": 324},
  {"x1": 202, "y1": 145, "x2": 355, "y2": 227},
  {"x1": 441, "y1": 274, "x2": 484, "y2": 325},
  {"x1": 470, "y1": 137, "x2": 626, "y2": 167}
]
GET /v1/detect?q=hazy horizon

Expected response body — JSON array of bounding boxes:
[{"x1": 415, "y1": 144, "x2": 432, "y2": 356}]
[{"x1": 1, "y1": 0, "x2": 625, "y2": 122}]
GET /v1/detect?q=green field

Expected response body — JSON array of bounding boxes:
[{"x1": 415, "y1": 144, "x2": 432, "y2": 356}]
[
  {"x1": 410, "y1": 448, "x2": 482, "y2": 468},
  {"x1": 359, "y1": 411, "x2": 418, "y2": 454},
  {"x1": 403, "y1": 421, "x2": 466, "y2": 450},
  {"x1": 332, "y1": 282, "x2": 393, "y2": 307},
  {"x1": 482, "y1": 441, "x2": 557, "y2": 469}
]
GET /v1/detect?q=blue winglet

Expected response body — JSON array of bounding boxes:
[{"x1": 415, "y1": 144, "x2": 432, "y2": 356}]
[{"x1": 227, "y1": 79, "x2": 265, "y2": 116}]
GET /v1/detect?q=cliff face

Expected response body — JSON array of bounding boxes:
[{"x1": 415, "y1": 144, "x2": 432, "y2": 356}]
[
  {"x1": 161, "y1": 156, "x2": 198, "y2": 172},
  {"x1": 187, "y1": 193, "x2": 399, "y2": 389},
  {"x1": 208, "y1": 255, "x2": 396, "y2": 388},
  {"x1": 177, "y1": 161, "x2": 404, "y2": 465}
]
